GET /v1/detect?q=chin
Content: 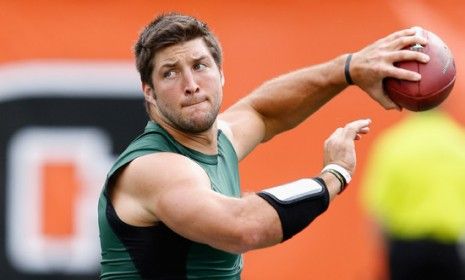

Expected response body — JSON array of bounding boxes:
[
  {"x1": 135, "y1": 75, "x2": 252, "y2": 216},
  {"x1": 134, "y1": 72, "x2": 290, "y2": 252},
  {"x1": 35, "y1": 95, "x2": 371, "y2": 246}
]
[
  {"x1": 181, "y1": 114, "x2": 217, "y2": 133},
  {"x1": 185, "y1": 120, "x2": 215, "y2": 133}
]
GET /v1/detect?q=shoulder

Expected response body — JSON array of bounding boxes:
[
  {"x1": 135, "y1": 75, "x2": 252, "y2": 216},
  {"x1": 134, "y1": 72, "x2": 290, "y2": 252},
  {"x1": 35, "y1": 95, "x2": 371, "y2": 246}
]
[
  {"x1": 217, "y1": 119, "x2": 234, "y2": 142},
  {"x1": 127, "y1": 152, "x2": 210, "y2": 191},
  {"x1": 111, "y1": 152, "x2": 211, "y2": 224},
  {"x1": 218, "y1": 103, "x2": 267, "y2": 161}
]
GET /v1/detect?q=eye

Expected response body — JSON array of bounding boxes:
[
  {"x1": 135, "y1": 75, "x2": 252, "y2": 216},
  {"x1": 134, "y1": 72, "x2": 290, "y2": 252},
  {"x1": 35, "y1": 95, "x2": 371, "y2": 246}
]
[
  {"x1": 193, "y1": 63, "x2": 207, "y2": 71},
  {"x1": 163, "y1": 69, "x2": 176, "y2": 79}
]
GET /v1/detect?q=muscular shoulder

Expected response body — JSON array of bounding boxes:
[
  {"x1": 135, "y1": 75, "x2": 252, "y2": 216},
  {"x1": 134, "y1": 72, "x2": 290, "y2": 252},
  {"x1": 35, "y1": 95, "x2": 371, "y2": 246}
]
[
  {"x1": 218, "y1": 104, "x2": 266, "y2": 161},
  {"x1": 217, "y1": 119, "x2": 234, "y2": 142},
  {"x1": 111, "y1": 152, "x2": 211, "y2": 225},
  {"x1": 132, "y1": 152, "x2": 207, "y2": 182}
]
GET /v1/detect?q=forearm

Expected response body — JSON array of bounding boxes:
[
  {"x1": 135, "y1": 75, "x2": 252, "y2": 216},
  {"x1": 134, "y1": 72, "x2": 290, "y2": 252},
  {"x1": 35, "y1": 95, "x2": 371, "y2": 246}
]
[
  {"x1": 203, "y1": 175, "x2": 341, "y2": 253},
  {"x1": 244, "y1": 54, "x2": 348, "y2": 141},
  {"x1": 230, "y1": 121, "x2": 365, "y2": 250},
  {"x1": 255, "y1": 174, "x2": 343, "y2": 243}
]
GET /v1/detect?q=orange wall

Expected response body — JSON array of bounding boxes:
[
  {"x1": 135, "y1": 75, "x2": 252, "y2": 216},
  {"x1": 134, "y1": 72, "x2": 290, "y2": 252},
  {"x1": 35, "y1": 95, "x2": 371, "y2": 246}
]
[{"x1": 1, "y1": 1, "x2": 463, "y2": 279}]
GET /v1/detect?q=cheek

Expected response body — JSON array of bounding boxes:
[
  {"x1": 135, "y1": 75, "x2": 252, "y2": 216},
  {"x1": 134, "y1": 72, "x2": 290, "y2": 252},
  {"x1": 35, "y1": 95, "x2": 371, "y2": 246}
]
[
  {"x1": 154, "y1": 80, "x2": 180, "y2": 101},
  {"x1": 202, "y1": 72, "x2": 223, "y2": 91},
  {"x1": 158, "y1": 92, "x2": 179, "y2": 108}
]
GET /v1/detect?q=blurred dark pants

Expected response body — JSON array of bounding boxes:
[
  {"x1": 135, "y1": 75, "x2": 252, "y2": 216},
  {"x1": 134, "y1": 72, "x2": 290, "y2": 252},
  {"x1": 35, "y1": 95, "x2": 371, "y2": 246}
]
[{"x1": 389, "y1": 238, "x2": 464, "y2": 280}]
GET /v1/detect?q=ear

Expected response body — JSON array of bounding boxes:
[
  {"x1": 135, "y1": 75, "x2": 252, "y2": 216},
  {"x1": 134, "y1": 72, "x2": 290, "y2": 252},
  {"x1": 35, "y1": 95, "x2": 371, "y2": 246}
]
[
  {"x1": 220, "y1": 70, "x2": 225, "y2": 86},
  {"x1": 142, "y1": 83, "x2": 157, "y2": 106}
]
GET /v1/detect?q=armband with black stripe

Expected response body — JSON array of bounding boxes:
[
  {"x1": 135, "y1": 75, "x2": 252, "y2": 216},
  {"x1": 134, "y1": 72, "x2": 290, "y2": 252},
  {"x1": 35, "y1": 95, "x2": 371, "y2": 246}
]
[{"x1": 257, "y1": 177, "x2": 329, "y2": 242}]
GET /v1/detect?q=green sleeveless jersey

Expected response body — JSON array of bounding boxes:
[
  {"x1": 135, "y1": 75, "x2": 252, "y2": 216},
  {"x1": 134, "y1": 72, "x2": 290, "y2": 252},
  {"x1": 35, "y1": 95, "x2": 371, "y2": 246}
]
[{"x1": 98, "y1": 121, "x2": 243, "y2": 279}]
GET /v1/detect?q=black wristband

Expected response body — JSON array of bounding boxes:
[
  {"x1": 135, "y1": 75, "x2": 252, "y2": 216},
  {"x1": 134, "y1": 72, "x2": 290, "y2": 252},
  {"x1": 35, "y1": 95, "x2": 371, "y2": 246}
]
[
  {"x1": 323, "y1": 169, "x2": 346, "y2": 194},
  {"x1": 257, "y1": 178, "x2": 330, "y2": 242},
  {"x1": 344, "y1": 53, "x2": 354, "y2": 85}
]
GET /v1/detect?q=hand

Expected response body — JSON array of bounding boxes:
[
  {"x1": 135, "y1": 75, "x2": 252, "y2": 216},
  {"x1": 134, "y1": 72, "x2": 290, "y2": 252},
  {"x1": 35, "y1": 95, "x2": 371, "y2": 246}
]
[
  {"x1": 349, "y1": 27, "x2": 430, "y2": 110},
  {"x1": 323, "y1": 119, "x2": 371, "y2": 175}
]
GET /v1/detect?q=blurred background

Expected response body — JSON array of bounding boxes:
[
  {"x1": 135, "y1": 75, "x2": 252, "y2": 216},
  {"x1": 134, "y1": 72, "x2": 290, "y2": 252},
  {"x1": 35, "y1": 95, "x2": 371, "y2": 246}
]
[{"x1": 0, "y1": 0, "x2": 464, "y2": 279}]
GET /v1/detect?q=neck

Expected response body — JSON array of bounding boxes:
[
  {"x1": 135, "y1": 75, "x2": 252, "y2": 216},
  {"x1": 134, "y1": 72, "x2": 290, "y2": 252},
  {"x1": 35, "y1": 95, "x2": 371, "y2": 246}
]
[{"x1": 151, "y1": 116, "x2": 219, "y2": 155}]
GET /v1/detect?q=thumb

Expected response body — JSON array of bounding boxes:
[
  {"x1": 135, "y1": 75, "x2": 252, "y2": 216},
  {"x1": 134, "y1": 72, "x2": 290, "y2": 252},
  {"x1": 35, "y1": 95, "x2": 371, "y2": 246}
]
[{"x1": 372, "y1": 86, "x2": 401, "y2": 110}]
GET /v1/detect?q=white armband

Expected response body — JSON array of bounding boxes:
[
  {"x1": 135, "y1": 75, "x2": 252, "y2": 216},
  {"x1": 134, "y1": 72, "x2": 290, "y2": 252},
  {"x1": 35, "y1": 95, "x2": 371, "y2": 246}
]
[
  {"x1": 322, "y1": 164, "x2": 351, "y2": 185},
  {"x1": 260, "y1": 178, "x2": 323, "y2": 203}
]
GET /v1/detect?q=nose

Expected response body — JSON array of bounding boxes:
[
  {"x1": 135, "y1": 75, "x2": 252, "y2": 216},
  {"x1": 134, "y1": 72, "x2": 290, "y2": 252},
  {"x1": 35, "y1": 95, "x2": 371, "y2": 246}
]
[{"x1": 183, "y1": 70, "x2": 200, "y2": 95}]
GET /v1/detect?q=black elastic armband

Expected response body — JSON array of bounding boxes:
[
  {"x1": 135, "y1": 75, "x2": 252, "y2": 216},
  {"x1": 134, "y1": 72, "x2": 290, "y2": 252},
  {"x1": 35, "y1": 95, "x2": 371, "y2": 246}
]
[
  {"x1": 257, "y1": 178, "x2": 330, "y2": 242},
  {"x1": 344, "y1": 53, "x2": 354, "y2": 85}
]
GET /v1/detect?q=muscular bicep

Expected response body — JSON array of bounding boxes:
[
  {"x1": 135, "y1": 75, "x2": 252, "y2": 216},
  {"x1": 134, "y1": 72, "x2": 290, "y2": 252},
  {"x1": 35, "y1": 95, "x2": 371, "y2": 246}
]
[
  {"x1": 218, "y1": 100, "x2": 267, "y2": 161},
  {"x1": 119, "y1": 152, "x2": 281, "y2": 253}
]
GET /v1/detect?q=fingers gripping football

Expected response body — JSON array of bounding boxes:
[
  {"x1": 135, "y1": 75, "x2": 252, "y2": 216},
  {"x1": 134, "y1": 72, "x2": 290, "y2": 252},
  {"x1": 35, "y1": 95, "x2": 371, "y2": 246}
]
[{"x1": 348, "y1": 27, "x2": 430, "y2": 110}]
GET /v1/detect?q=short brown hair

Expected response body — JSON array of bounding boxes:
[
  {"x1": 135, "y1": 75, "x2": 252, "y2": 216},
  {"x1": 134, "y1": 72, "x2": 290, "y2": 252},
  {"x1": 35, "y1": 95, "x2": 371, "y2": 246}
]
[{"x1": 134, "y1": 13, "x2": 223, "y2": 87}]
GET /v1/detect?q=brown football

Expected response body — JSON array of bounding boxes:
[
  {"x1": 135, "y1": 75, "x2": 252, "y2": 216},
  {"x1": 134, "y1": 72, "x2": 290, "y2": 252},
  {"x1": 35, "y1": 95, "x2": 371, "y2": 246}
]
[{"x1": 383, "y1": 28, "x2": 456, "y2": 111}]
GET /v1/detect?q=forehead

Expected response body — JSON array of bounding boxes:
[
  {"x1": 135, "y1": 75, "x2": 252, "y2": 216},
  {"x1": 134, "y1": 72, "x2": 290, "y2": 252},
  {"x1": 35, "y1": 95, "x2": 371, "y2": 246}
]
[{"x1": 153, "y1": 38, "x2": 212, "y2": 67}]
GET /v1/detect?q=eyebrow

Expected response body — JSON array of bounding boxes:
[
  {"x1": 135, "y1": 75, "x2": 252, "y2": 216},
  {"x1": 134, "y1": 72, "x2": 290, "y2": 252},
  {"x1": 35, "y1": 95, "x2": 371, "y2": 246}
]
[
  {"x1": 192, "y1": 55, "x2": 209, "y2": 61},
  {"x1": 159, "y1": 60, "x2": 178, "y2": 69},
  {"x1": 158, "y1": 55, "x2": 211, "y2": 69}
]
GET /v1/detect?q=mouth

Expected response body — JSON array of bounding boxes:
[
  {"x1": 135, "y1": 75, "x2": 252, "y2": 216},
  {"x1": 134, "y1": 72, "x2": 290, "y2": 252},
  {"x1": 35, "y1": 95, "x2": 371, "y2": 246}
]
[{"x1": 182, "y1": 97, "x2": 208, "y2": 107}]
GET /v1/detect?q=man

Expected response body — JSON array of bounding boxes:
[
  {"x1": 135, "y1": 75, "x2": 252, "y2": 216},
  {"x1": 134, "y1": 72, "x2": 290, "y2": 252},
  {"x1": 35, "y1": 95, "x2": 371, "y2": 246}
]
[
  {"x1": 98, "y1": 13, "x2": 429, "y2": 279},
  {"x1": 361, "y1": 109, "x2": 465, "y2": 280}
]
